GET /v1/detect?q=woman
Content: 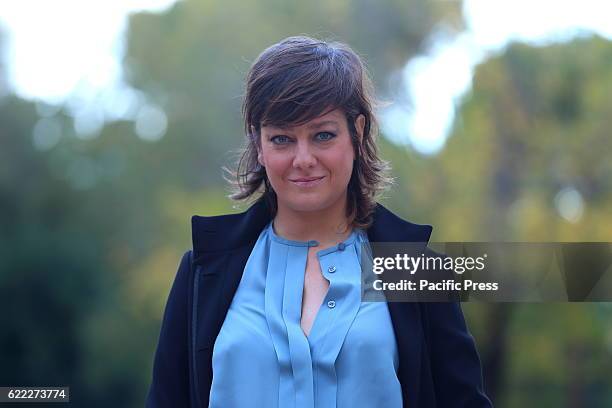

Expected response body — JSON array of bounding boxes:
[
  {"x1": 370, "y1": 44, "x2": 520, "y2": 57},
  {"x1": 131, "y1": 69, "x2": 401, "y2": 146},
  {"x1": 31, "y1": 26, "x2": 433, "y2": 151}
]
[{"x1": 146, "y1": 36, "x2": 492, "y2": 408}]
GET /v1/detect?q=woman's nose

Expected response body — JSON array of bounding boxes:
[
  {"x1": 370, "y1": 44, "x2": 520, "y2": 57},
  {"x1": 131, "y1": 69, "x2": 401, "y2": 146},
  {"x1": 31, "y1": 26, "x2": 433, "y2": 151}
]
[{"x1": 292, "y1": 141, "x2": 317, "y2": 168}]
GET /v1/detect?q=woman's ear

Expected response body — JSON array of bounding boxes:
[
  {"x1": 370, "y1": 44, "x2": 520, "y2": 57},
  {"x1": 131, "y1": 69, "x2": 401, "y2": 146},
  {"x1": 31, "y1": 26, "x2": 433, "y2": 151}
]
[
  {"x1": 355, "y1": 114, "x2": 365, "y2": 144},
  {"x1": 252, "y1": 125, "x2": 265, "y2": 167},
  {"x1": 257, "y1": 150, "x2": 264, "y2": 167}
]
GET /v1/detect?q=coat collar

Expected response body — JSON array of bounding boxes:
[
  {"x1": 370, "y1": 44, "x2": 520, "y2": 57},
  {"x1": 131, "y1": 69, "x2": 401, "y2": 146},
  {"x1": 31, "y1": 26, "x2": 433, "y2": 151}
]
[{"x1": 191, "y1": 197, "x2": 432, "y2": 263}]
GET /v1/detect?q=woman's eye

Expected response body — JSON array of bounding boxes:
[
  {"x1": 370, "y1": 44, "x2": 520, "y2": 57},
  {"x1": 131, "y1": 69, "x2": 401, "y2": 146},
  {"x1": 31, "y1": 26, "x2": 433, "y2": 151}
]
[
  {"x1": 270, "y1": 135, "x2": 291, "y2": 145},
  {"x1": 316, "y1": 132, "x2": 336, "y2": 141}
]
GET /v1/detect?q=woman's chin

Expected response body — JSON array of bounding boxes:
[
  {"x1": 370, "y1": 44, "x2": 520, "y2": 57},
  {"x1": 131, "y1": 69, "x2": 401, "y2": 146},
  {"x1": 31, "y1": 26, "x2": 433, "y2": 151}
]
[{"x1": 279, "y1": 196, "x2": 330, "y2": 213}]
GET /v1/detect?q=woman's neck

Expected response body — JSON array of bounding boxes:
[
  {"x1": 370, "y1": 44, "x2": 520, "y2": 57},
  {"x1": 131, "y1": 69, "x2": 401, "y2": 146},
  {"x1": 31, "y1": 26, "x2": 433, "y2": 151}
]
[{"x1": 272, "y1": 198, "x2": 353, "y2": 248}]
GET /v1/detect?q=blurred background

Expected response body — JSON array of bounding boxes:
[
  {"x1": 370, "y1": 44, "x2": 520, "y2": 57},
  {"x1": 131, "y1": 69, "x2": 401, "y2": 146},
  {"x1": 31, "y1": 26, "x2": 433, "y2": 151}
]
[{"x1": 1, "y1": 0, "x2": 611, "y2": 406}]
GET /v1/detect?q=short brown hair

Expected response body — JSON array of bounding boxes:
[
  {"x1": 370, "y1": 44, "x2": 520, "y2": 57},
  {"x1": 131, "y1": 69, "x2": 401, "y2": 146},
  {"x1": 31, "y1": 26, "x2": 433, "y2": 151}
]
[{"x1": 226, "y1": 35, "x2": 393, "y2": 229}]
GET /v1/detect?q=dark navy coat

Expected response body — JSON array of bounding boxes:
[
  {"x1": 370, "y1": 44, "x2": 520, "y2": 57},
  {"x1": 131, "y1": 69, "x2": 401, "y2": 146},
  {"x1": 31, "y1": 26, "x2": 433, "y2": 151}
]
[{"x1": 146, "y1": 198, "x2": 493, "y2": 407}]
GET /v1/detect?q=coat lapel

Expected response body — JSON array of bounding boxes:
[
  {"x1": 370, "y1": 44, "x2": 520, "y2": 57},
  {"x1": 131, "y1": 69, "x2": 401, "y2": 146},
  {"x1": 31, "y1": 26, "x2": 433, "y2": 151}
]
[
  {"x1": 191, "y1": 199, "x2": 272, "y2": 350},
  {"x1": 191, "y1": 198, "x2": 433, "y2": 407}
]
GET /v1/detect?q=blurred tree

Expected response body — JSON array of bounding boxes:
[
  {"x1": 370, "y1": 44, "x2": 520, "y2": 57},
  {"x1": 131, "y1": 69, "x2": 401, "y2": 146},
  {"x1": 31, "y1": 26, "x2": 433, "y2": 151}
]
[
  {"x1": 386, "y1": 35, "x2": 612, "y2": 406},
  {"x1": 0, "y1": 95, "x2": 105, "y2": 404}
]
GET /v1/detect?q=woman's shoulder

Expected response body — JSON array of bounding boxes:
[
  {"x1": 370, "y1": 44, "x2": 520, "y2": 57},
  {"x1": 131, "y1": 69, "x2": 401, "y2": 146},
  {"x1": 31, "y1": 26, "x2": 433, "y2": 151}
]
[
  {"x1": 369, "y1": 202, "x2": 433, "y2": 243},
  {"x1": 191, "y1": 200, "x2": 272, "y2": 257}
]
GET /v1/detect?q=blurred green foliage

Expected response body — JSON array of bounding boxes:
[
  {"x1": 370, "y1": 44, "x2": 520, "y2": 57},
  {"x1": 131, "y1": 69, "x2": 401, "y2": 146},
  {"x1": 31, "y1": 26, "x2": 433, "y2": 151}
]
[{"x1": 0, "y1": 0, "x2": 610, "y2": 407}]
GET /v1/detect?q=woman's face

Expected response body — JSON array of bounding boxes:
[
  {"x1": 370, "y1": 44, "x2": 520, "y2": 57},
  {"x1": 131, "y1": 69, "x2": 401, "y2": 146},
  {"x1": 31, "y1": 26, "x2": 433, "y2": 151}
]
[{"x1": 257, "y1": 108, "x2": 365, "y2": 215}]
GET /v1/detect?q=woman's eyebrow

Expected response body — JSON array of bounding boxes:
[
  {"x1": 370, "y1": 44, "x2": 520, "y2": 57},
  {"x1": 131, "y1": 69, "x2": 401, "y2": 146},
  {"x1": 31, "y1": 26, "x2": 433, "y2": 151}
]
[
  {"x1": 265, "y1": 120, "x2": 340, "y2": 132},
  {"x1": 307, "y1": 120, "x2": 340, "y2": 129}
]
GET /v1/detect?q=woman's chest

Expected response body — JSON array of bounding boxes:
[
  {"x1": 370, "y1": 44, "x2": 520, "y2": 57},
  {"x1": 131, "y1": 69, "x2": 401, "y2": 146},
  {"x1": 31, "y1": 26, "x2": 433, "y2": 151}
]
[{"x1": 300, "y1": 250, "x2": 330, "y2": 337}]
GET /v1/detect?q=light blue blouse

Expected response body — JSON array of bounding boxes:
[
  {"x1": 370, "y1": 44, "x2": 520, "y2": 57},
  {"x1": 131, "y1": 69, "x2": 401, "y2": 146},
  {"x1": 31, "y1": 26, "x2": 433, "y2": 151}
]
[{"x1": 209, "y1": 220, "x2": 402, "y2": 408}]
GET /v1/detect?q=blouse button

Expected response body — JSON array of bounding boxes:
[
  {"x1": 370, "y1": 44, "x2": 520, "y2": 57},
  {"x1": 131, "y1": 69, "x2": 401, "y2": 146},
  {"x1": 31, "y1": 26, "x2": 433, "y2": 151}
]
[
  {"x1": 328, "y1": 265, "x2": 337, "y2": 273},
  {"x1": 327, "y1": 300, "x2": 336, "y2": 308},
  {"x1": 338, "y1": 242, "x2": 346, "y2": 251}
]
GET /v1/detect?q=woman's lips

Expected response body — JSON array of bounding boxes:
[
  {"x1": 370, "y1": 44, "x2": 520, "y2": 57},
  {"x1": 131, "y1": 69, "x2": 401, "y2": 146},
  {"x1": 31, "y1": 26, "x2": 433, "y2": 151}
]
[{"x1": 289, "y1": 176, "x2": 325, "y2": 187}]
